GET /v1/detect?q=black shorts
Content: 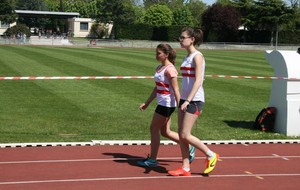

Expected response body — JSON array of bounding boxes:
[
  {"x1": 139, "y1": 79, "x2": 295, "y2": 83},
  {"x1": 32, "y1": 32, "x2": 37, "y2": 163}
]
[
  {"x1": 179, "y1": 99, "x2": 204, "y2": 115},
  {"x1": 155, "y1": 105, "x2": 176, "y2": 117}
]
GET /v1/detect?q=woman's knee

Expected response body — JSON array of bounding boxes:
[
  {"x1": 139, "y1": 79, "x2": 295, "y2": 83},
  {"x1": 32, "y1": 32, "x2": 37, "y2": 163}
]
[
  {"x1": 179, "y1": 132, "x2": 191, "y2": 143},
  {"x1": 161, "y1": 130, "x2": 171, "y2": 138}
]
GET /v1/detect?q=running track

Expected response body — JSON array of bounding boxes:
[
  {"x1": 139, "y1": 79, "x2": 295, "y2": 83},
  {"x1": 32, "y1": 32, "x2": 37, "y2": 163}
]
[{"x1": 0, "y1": 143, "x2": 299, "y2": 190}]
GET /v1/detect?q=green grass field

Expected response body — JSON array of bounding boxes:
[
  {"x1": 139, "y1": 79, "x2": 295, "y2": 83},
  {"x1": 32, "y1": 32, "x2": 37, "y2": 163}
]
[{"x1": 0, "y1": 45, "x2": 297, "y2": 143}]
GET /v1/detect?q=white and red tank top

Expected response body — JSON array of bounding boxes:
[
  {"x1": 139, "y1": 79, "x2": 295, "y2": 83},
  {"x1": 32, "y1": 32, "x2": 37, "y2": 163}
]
[
  {"x1": 154, "y1": 64, "x2": 177, "y2": 107},
  {"x1": 180, "y1": 51, "x2": 205, "y2": 102}
]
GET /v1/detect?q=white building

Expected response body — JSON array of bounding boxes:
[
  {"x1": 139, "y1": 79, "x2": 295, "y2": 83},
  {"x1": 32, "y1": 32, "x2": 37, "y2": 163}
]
[
  {"x1": 68, "y1": 18, "x2": 113, "y2": 38},
  {"x1": 0, "y1": 21, "x2": 16, "y2": 36},
  {"x1": 0, "y1": 10, "x2": 112, "y2": 38},
  {"x1": 68, "y1": 17, "x2": 94, "y2": 38}
]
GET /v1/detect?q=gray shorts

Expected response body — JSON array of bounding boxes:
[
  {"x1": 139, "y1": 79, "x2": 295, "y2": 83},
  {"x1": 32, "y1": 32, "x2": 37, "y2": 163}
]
[{"x1": 179, "y1": 99, "x2": 204, "y2": 115}]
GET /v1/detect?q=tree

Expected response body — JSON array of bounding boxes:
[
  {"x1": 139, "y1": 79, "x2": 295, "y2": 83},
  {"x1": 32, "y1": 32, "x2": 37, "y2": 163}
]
[
  {"x1": 143, "y1": 0, "x2": 192, "y2": 10},
  {"x1": 251, "y1": 0, "x2": 295, "y2": 46},
  {"x1": 16, "y1": 0, "x2": 46, "y2": 10},
  {"x1": 4, "y1": 23, "x2": 30, "y2": 37},
  {"x1": 0, "y1": 0, "x2": 17, "y2": 24},
  {"x1": 231, "y1": 0, "x2": 254, "y2": 27},
  {"x1": 94, "y1": 0, "x2": 135, "y2": 25},
  {"x1": 186, "y1": 0, "x2": 206, "y2": 27},
  {"x1": 287, "y1": 0, "x2": 300, "y2": 7},
  {"x1": 166, "y1": 0, "x2": 188, "y2": 10},
  {"x1": 132, "y1": 5, "x2": 146, "y2": 24},
  {"x1": 144, "y1": 4, "x2": 173, "y2": 26},
  {"x1": 202, "y1": 3, "x2": 241, "y2": 42},
  {"x1": 172, "y1": 6, "x2": 194, "y2": 26},
  {"x1": 63, "y1": 0, "x2": 98, "y2": 18},
  {"x1": 231, "y1": 0, "x2": 255, "y2": 42},
  {"x1": 44, "y1": 0, "x2": 60, "y2": 11},
  {"x1": 16, "y1": 0, "x2": 47, "y2": 29},
  {"x1": 284, "y1": 0, "x2": 300, "y2": 30},
  {"x1": 143, "y1": 0, "x2": 171, "y2": 9},
  {"x1": 93, "y1": 0, "x2": 136, "y2": 38},
  {"x1": 216, "y1": 0, "x2": 232, "y2": 5}
]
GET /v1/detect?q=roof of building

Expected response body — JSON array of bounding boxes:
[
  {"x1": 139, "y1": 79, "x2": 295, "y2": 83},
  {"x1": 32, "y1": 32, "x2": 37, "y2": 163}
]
[{"x1": 15, "y1": 10, "x2": 80, "y2": 19}]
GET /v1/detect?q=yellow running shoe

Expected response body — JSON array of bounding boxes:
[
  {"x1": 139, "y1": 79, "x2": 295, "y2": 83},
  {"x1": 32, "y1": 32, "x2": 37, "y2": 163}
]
[{"x1": 203, "y1": 153, "x2": 219, "y2": 174}]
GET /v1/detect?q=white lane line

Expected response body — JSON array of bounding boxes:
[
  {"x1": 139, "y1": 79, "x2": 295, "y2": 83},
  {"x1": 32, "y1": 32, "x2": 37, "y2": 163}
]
[
  {"x1": 272, "y1": 154, "x2": 290, "y2": 161},
  {"x1": 219, "y1": 155, "x2": 300, "y2": 159},
  {"x1": 0, "y1": 155, "x2": 299, "y2": 165},
  {"x1": 0, "y1": 158, "x2": 137, "y2": 164},
  {"x1": 245, "y1": 171, "x2": 264, "y2": 180},
  {"x1": 1, "y1": 173, "x2": 300, "y2": 185}
]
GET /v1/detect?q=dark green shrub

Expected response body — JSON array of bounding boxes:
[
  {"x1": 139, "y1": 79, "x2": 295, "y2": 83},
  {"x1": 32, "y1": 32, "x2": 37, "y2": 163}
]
[
  {"x1": 278, "y1": 30, "x2": 300, "y2": 44},
  {"x1": 115, "y1": 24, "x2": 153, "y2": 40},
  {"x1": 4, "y1": 24, "x2": 31, "y2": 38}
]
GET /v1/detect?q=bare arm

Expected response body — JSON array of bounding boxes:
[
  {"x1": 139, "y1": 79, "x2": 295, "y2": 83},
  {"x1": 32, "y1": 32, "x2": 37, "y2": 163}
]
[
  {"x1": 181, "y1": 53, "x2": 204, "y2": 111},
  {"x1": 169, "y1": 76, "x2": 180, "y2": 106},
  {"x1": 139, "y1": 87, "x2": 156, "y2": 111}
]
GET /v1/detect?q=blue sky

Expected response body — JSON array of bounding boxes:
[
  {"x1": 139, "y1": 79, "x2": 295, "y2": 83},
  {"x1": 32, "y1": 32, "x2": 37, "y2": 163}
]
[
  {"x1": 202, "y1": 0, "x2": 216, "y2": 5},
  {"x1": 203, "y1": 0, "x2": 291, "y2": 6}
]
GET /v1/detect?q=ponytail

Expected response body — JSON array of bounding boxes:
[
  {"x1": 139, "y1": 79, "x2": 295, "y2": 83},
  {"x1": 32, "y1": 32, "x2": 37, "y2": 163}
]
[
  {"x1": 156, "y1": 44, "x2": 176, "y2": 65},
  {"x1": 181, "y1": 27, "x2": 203, "y2": 47}
]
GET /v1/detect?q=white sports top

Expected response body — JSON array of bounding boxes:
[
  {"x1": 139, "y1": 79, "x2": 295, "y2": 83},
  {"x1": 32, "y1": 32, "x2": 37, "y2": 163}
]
[
  {"x1": 154, "y1": 64, "x2": 177, "y2": 107},
  {"x1": 180, "y1": 51, "x2": 205, "y2": 102}
]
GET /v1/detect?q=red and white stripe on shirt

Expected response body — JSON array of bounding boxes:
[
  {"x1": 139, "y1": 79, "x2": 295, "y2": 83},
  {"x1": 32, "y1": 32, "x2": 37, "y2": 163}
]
[
  {"x1": 180, "y1": 51, "x2": 205, "y2": 102},
  {"x1": 154, "y1": 64, "x2": 177, "y2": 107},
  {"x1": 180, "y1": 66, "x2": 195, "y2": 78}
]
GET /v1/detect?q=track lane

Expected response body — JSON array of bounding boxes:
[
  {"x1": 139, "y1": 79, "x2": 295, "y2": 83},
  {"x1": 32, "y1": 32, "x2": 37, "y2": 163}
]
[{"x1": 0, "y1": 143, "x2": 299, "y2": 190}]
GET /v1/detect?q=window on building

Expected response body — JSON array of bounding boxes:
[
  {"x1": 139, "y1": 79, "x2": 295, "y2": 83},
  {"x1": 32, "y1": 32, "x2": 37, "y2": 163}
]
[
  {"x1": 0, "y1": 22, "x2": 9, "y2": 28},
  {"x1": 80, "y1": 22, "x2": 88, "y2": 31}
]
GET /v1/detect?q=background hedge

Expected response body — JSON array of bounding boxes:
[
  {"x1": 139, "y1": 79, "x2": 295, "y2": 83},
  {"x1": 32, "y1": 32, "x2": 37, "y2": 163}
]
[{"x1": 115, "y1": 24, "x2": 299, "y2": 45}]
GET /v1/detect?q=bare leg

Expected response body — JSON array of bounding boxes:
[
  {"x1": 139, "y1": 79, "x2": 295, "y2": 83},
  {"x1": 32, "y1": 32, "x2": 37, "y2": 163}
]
[
  {"x1": 149, "y1": 112, "x2": 170, "y2": 160},
  {"x1": 178, "y1": 110, "x2": 209, "y2": 169},
  {"x1": 160, "y1": 118, "x2": 179, "y2": 143}
]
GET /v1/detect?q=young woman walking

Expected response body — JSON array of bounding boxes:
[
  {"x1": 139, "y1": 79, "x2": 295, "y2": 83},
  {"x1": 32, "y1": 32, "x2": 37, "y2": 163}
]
[
  {"x1": 138, "y1": 44, "x2": 195, "y2": 167},
  {"x1": 168, "y1": 27, "x2": 219, "y2": 176}
]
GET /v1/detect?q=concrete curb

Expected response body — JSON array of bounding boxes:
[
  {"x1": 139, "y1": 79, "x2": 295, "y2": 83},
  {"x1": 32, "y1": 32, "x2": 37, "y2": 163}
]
[{"x1": 1, "y1": 139, "x2": 299, "y2": 148}]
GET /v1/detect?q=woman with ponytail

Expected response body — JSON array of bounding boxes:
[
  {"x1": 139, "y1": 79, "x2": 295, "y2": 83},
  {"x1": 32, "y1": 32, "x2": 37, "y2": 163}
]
[
  {"x1": 168, "y1": 27, "x2": 219, "y2": 176},
  {"x1": 138, "y1": 44, "x2": 195, "y2": 167}
]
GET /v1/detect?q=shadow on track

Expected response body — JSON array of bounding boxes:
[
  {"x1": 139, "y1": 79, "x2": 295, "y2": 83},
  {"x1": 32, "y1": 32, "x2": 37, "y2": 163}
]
[{"x1": 103, "y1": 152, "x2": 179, "y2": 175}]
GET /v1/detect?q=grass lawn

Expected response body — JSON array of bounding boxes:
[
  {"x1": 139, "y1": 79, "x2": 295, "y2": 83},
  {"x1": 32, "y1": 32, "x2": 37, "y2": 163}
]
[{"x1": 0, "y1": 45, "x2": 298, "y2": 143}]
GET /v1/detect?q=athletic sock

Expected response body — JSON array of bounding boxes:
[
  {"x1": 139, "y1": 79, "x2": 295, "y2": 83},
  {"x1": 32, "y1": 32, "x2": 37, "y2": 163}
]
[
  {"x1": 182, "y1": 167, "x2": 190, "y2": 172},
  {"x1": 206, "y1": 150, "x2": 214, "y2": 160}
]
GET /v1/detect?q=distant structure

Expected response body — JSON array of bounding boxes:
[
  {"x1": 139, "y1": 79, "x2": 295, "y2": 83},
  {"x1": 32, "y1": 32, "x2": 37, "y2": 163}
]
[{"x1": 0, "y1": 10, "x2": 112, "y2": 38}]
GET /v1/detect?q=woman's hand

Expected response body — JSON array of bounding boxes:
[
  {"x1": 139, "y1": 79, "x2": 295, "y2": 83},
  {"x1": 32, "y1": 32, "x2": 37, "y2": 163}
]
[
  {"x1": 139, "y1": 102, "x2": 149, "y2": 111},
  {"x1": 180, "y1": 100, "x2": 189, "y2": 112}
]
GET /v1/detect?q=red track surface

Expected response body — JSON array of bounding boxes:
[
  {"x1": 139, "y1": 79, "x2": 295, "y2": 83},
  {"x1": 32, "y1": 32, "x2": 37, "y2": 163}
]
[{"x1": 0, "y1": 143, "x2": 299, "y2": 190}]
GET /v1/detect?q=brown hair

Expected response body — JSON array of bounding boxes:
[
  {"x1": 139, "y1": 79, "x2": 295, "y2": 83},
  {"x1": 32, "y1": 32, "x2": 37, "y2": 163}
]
[
  {"x1": 156, "y1": 43, "x2": 176, "y2": 65},
  {"x1": 181, "y1": 27, "x2": 203, "y2": 47}
]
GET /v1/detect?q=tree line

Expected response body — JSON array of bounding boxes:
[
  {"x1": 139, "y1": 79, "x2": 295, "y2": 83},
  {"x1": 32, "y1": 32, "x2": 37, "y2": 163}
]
[{"x1": 1, "y1": 0, "x2": 299, "y2": 43}]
